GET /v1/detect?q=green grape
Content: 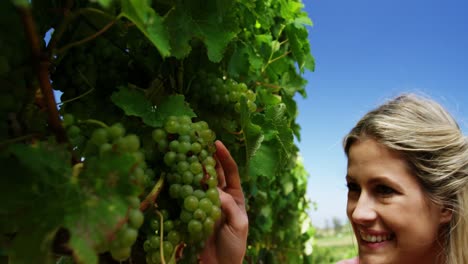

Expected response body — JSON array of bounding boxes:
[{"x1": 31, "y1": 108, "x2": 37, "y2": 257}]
[
  {"x1": 67, "y1": 125, "x2": 80, "y2": 138},
  {"x1": 128, "y1": 209, "x2": 144, "y2": 228},
  {"x1": 128, "y1": 196, "x2": 140, "y2": 209},
  {"x1": 180, "y1": 185, "x2": 193, "y2": 198},
  {"x1": 169, "y1": 184, "x2": 181, "y2": 198},
  {"x1": 184, "y1": 195, "x2": 199, "y2": 212},
  {"x1": 152, "y1": 128, "x2": 166, "y2": 142},
  {"x1": 118, "y1": 227, "x2": 138, "y2": 247},
  {"x1": 182, "y1": 171, "x2": 194, "y2": 184},
  {"x1": 180, "y1": 209, "x2": 192, "y2": 223},
  {"x1": 199, "y1": 198, "x2": 213, "y2": 214},
  {"x1": 163, "y1": 241, "x2": 174, "y2": 255},
  {"x1": 164, "y1": 151, "x2": 177, "y2": 165},
  {"x1": 99, "y1": 143, "x2": 112, "y2": 156},
  {"x1": 210, "y1": 206, "x2": 222, "y2": 220},
  {"x1": 163, "y1": 220, "x2": 174, "y2": 232},
  {"x1": 125, "y1": 134, "x2": 140, "y2": 152},
  {"x1": 169, "y1": 140, "x2": 180, "y2": 152},
  {"x1": 193, "y1": 209, "x2": 206, "y2": 221},
  {"x1": 203, "y1": 218, "x2": 215, "y2": 234},
  {"x1": 164, "y1": 119, "x2": 179, "y2": 133},
  {"x1": 193, "y1": 190, "x2": 206, "y2": 200},
  {"x1": 167, "y1": 230, "x2": 181, "y2": 245},
  {"x1": 110, "y1": 247, "x2": 131, "y2": 261},
  {"x1": 108, "y1": 123, "x2": 125, "y2": 140},
  {"x1": 177, "y1": 161, "x2": 190, "y2": 174},
  {"x1": 191, "y1": 142, "x2": 202, "y2": 153},
  {"x1": 62, "y1": 114, "x2": 74, "y2": 127},
  {"x1": 190, "y1": 162, "x2": 203, "y2": 174},
  {"x1": 90, "y1": 128, "x2": 108, "y2": 146},
  {"x1": 188, "y1": 219, "x2": 202, "y2": 234}
]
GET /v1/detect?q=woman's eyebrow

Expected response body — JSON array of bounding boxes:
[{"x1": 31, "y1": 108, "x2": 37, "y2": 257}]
[{"x1": 367, "y1": 175, "x2": 403, "y2": 189}]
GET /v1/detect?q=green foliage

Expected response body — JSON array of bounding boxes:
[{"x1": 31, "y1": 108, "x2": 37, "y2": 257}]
[{"x1": 0, "y1": 0, "x2": 315, "y2": 263}]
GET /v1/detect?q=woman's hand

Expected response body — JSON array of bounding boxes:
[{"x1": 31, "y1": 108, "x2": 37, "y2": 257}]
[{"x1": 199, "y1": 140, "x2": 248, "y2": 264}]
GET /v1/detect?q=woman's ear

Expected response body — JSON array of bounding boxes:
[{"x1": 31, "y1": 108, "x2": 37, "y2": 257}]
[{"x1": 439, "y1": 206, "x2": 453, "y2": 225}]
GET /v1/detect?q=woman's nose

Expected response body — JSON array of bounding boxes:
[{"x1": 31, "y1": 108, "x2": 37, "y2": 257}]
[{"x1": 350, "y1": 192, "x2": 377, "y2": 225}]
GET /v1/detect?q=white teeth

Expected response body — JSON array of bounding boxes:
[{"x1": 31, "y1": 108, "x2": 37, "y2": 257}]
[{"x1": 360, "y1": 232, "x2": 392, "y2": 243}]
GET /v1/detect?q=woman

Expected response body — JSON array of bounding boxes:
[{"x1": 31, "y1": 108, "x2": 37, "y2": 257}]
[{"x1": 339, "y1": 94, "x2": 468, "y2": 264}]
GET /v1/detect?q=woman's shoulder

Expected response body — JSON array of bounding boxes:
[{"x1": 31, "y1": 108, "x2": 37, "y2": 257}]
[{"x1": 336, "y1": 256, "x2": 359, "y2": 264}]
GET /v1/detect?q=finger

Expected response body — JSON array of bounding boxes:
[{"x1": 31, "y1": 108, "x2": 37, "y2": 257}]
[
  {"x1": 214, "y1": 153, "x2": 226, "y2": 189},
  {"x1": 218, "y1": 188, "x2": 249, "y2": 232},
  {"x1": 215, "y1": 140, "x2": 241, "y2": 189}
]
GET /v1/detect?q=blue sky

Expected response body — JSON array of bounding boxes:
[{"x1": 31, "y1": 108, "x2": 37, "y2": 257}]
[{"x1": 298, "y1": 0, "x2": 468, "y2": 228}]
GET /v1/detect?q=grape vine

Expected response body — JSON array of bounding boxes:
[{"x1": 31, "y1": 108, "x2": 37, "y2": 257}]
[{"x1": 0, "y1": 0, "x2": 316, "y2": 263}]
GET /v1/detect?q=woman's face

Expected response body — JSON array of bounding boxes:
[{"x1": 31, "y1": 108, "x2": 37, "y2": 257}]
[{"x1": 346, "y1": 138, "x2": 451, "y2": 264}]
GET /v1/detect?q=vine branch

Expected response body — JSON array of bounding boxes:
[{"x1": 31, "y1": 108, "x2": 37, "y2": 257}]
[
  {"x1": 18, "y1": 6, "x2": 68, "y2": 143},
  {"x1": 56, "y1": 19, "x2": 116, "y2": 54}
]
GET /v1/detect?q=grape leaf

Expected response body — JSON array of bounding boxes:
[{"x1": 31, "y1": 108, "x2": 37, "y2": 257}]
[
  {"x1": 285, "y1": 24, "x2": 314, "y2": 72},
  {"x1": 248, "y1": 142, "x2": 279, "y2": 180},
  {"x1": 239, "y1": 97, "x2": 263, "y2": 162},
  {"x1": 252, "y1": 103, "x2": 294, "y2": 162},
  {"x1": 0, "y1": 144, "x2": 73, "y2": 264},
  {"x1": 165, "y1": 0, "x2": 237, "y2": 62},
  {"x1": 111, "y1": 86, "x2": 196, "y2": 127},
  {"x1": 64, "y1": 153, "x2": 142, "y2": 264},
  {"x1": 227, "y1": 43, "x2": 249, "y2": 78},
  {"x1": 94, "y1": 0, "x2": 113, "y2": 8},
  {"x1": 120, "y1": 0, "x2": 170, "y2": 57}
]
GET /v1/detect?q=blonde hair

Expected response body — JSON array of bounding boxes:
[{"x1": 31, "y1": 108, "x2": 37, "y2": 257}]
[{"x1": 343, "y1": 93, "x2": 468, "y2": 264}]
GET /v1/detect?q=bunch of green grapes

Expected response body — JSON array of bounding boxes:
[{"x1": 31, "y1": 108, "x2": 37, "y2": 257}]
[
  {"x1": 189, "y1": 71, "x2": 257, "y2": 114},
  {"x1": 63, "y1": 115, "x2": 150, "y2": 261},
  {"x1": 62, "y1": 114, "x2": 151, "y2": 188},
  {"x1": 144, "y1": 115, "x2": 222, "y2": 263},
  {"x1": 97, "y1": 196, "x2": 145, "y2": 261}
]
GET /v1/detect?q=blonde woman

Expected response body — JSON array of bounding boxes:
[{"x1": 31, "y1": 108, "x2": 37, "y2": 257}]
[{"x1": 338, "y1": 94, "x2": 468, "y2": 264}]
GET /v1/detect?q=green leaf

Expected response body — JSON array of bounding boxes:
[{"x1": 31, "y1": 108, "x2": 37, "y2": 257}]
[
  {"x1": 0, "y1": 143, "x2": 73, "y2": 264},
  {"x1": 64, "y1": 152, "x2": 142, "y2": 264},
  {"x1": 155, "y1": 94, "x2": 197, "y2": 125},
  {"x1": 227, "y1": 43, "x2": 250, "y2": 78},
  {"x1": 120, "y1": 0, "x2": 171, "y2": 57},
  {"x1": 65, "y1": 197, "x2": 128, "y2": 264},
  {"x1": 248, "y1": 143, "x2": 279, "y2": 180},
  {"x1": 239, "y1": 97, "x2": 263, "y2": 162},
  {"x1": 111, "y1": 86, "x2": 196, "y2": 127},
  {"x1": 253, "y1": 103, "x2": 294, "y2": 159},
  {"x1": 165, "y1": 1, "x2": 237, "y2": 61},
  {"x1": 94, "y1": 0, "x2": 113, "y2": 8}
]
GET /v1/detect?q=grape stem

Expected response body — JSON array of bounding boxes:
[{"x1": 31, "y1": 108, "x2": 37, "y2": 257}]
[
  {"x1": 155, "y1": 210, "x2": 167, "y2": 264},
  {"x1": 77, "y1": 119, "x2": 109, "y2": 128},
  {"x1": 139, "y1": 174, "x2": 165, "y2": 212},
  {"x1": 18, "y1": 6, "x2": 68, "y2": 144}
]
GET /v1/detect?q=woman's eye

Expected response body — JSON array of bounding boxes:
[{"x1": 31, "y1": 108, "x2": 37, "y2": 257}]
[
  {"x1": 346, "y1": 182, "x2": 360, "y2": 192},
  {"x1": 375, "y1": 185, "x2": 395, "y2": 196}
]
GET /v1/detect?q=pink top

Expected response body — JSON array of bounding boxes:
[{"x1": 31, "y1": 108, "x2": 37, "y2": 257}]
[{"x1": 336, "y1": 257, "x2": 359, "y2": 264}]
